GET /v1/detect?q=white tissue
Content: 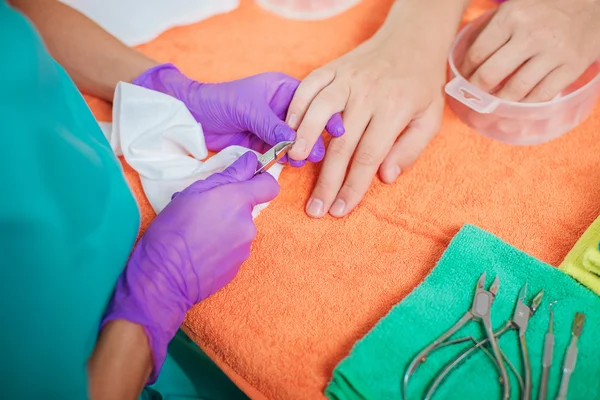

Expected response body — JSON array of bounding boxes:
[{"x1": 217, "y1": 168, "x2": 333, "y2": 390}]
[
  {"x1": 101, "y1": 82, "x2": 282, "y2": 218},
  {"x1": 60, "y1": 0, "x2": 240, "y2": 46}
]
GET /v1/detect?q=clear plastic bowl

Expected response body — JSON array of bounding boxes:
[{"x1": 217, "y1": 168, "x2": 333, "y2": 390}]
[
  {"x1": 445, "y1": 12, "x2": 600, "y2": 145},
  {"x1": 254, "y1": 0, "x2": 361, "y2": 20}
]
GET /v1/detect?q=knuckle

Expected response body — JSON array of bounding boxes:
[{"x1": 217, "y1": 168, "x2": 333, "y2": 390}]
[
  {"x1": 340, "y1": 179, "x2": 365, "y2": 199},
  {"x1": 306, "y1": 67, "x2": 335, "y2": 86},
  {"x1": 353, "y1": 147, "x2": 380, "y2": 167},
  {"x1": 506, "y1": 6, "x2": 530, "y2": 25},
  {"x1": 536, "y1": 86, "x2": 557, "y2": 102},
  {"x1": 467, "y1": 47, "x2": 487, "y2": 66},
  {"x1": 475, "y1": 69, "x2": 496, "y2": 88},
  {"x1": 507, "y1": 74, "x2": 531, "y2": 95},
  {"x1": 313, "y1": 178, "x2": 336, "y2": 198},
  {"x1": 327, "y1": 137, "x2": 354, "y2": 158}
]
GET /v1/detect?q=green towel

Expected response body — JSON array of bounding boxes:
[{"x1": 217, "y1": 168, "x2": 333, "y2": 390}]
[{"x1": 326, "y1": 225, "x2": 600, "y2": 400}]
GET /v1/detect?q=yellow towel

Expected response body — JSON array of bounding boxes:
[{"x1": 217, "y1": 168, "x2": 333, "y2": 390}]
[{"x1": 559, "y1": 215, "x2": 600, "y2": 295}]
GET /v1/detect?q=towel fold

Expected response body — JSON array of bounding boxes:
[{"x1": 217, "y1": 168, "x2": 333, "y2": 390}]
[
  {"x1": 326, "y1": 225, "x2": 600, "y2": 400},
  {"x1": 560, "y1": 216, "x2": 600, "y2": 295}
]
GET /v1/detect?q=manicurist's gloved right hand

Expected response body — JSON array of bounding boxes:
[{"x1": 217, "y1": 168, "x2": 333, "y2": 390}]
[{"x1": 101, "y1": 152, "x2": 278, "y2": 383}]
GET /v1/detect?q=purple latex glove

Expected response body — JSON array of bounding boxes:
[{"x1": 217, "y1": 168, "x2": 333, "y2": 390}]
[
  {"x1": 101, "y1": 152, "x2": 278, "y2": 383},
  {"x1": 133, "y1": 63, "x2": 345, "y2": 167}
]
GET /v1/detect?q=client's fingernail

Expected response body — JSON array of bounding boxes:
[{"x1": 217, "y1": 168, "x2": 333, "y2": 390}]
[
  {"x1": 287, "y1": 113, "x2": 298, "y2": 129},
  {"x1": 292, "y1": 138, "x2": 307, "y2": 154},
  {"x1": 329, "y1": 199, "x2": 346, "y2": 217},
  {"x1": 306, "y1": 198, "x2": 324, "y2": 217},
  {"x1": 334, "y1": 125, "x2": 345, "y2": 136}
]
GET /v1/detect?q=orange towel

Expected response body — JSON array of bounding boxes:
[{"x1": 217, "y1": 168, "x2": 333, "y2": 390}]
[{"x1": 86, "y1": 1, "x2": 600, "y2": 398}]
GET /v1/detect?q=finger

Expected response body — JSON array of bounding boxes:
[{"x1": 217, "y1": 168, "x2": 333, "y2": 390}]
[
  {"x1": 325, "y1": 113, "x2": 345, "y2": 137},
  {"x1": 469, "y1": 38, "x2": 533, "y2": 93},
  {"x1": 180, "y1": 152, "x2": 259, "y2": 197},
  {"x1": 286, "y1": 158, "x2": 306, "y2": 168},
  {"x1": 239, "y1": 173, "x2": 280, "y2": 207},
  {"x1": 524, "y1": 65, "x2": 582, "y2": 103},
  {"x1": 460, "y1": 13, "x2": 512, "y2": 78},
  {"x1": 306, "y1": 136, "x2": 326, "y2": 163},
  {"x1": 494, "y1": 56, "x2": 559, "y2": 101},
  {"x1": 285, "y1": 67, "x2": 336, "y2": 130},
  {"x1": 329, "y1": 111, "x2": 410, "y2": 218},
  {"x1": 206, "y1": 151, "x2": 258, "y2": 184},
  {"x1": 251, "y1": 111, "x2": 297, "y2": 146},
  {"x1": 380, "y1": 103, "x2": 442, "y2": 183},
  {"x1": 305, "y1": 105, "x2": 371, "y2": 218},
  {"x1": 288, "y1": 79, "x2": 350, "y2": 161}
]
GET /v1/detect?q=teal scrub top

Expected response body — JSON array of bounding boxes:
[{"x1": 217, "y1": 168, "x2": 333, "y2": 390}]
[{"x1": 0, "y1": 3, "x2": 246, "y2": 399}]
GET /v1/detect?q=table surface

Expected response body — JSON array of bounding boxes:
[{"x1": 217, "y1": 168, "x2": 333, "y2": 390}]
[{"x1": 87, "y1": 0, "x2": 600, "y2": 398}]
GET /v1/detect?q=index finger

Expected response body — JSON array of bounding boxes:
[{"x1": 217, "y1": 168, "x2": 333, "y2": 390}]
[{"x1": 288, "y1": 80, "x2": 349, "y2": 161}]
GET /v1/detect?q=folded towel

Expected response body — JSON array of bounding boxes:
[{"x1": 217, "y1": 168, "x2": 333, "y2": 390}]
[
  {"x1": 560, "y1": 216, "x2": 600, "y2": 295},
  {"x1": 326, "y1": 225, "x2": 600, "y2": 400}
]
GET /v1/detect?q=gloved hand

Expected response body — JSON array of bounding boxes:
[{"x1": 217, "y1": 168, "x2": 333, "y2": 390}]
[
  {"x1": 100, "y1": 152, "x2": 278, "y2": 383},
  {"x1": 133, "y1": 63, "x2": 345, "y2": 167}
]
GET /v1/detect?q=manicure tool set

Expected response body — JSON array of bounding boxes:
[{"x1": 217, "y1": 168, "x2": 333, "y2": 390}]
[{"x1": 403, "y1": 272, "x2": 586, "y2": 400}]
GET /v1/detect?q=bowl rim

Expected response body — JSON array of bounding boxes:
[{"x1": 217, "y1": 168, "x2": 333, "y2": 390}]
[{"x1": 447, "y1": 10, "x2": 600, "y2": 109}]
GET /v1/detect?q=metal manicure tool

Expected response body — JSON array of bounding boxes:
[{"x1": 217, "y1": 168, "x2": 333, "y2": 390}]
[
  {"x1": 538, "y1": 301, "x2": 557, "y2": 400},
  {"x1": 556, "y1": 312, "x2": 585, "y2": 400},
  {"x1": 254, "y1": 141, "x2": 295, "y2": 176},
  {"x1": 423, "y1": 284, "x2": 543, "y2": 400},
  {"x1": 403, "y1": 272, "x2": 510, "y2": 400}
]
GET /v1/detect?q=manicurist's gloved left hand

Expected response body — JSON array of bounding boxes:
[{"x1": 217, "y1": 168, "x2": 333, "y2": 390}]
[
  {"x1": 101, "y1": 152, "x2": 278, "y2": 383},
  {"x1": 133, "y1": 63, "x2": 345, "y2": 167}
]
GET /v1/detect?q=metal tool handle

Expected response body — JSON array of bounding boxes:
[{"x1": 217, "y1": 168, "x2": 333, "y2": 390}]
[
  {"x1": 538, "y1": 333, "x2": 555, "y2": 400},
  {"x1": 519, "y1": 331, "x2": 531, "y2": 400},
  {"x1": 424, "y1": 323, "x2": 522, "y2": 400},
  {"x1": 402, "y1": 312, "x2": 472, "y2": 399},
  {"x1": 556, "y1": 341, "x2": 579, "y2": 400},
  {"x1": 483, "y1": 317, "x2": 510, "y2": 400}
]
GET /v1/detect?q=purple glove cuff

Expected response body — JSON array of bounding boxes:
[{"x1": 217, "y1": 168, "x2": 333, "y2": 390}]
[
  {"x1": 132, "y1": 63, "x2": 185, "y2": 95},
  {"x1": 100, "y1": 246, "x2": 188, "y2": 385}
]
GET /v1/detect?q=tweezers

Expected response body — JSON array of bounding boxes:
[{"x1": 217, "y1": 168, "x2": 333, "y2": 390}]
[{"x1": 254, "y1": 141, "x2": 295, "y2": 176}]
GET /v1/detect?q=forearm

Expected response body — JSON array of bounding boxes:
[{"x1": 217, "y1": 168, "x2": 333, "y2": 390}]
[
  {"x1": 8, "y1": 0, "x2": 156, "y2": 100},
  {"x1": 88, "y1": 320, "x2": 153, "y2": 400},
  {"x1": 375, "y1": 0, "x2": 470, "y2": 66}
]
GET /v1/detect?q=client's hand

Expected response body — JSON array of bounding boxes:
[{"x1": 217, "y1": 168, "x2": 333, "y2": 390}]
[
  {"x1": 133, "y1": 64, "x2": 344, "y2": 167},
  {"x1": 462, "y1": 0, "x2": 600, "y2": 102},
  {"x1": 100, "y1": 152, "x2": 278, "y2": 382}
]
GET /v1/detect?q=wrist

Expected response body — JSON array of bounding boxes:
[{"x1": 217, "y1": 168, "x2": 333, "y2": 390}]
[
  {"x1": 373, "y1": 0, "x2": 469, "y2": 67},
  {"x1": 89, "y1": 320, "x2": 152, "y2": 400},
  {"x1": 132, "y1": 62, "x2": 198, "y2": 100},
  {"x1": 100, "y1": 246, "x2": 188, "y2": 383}
]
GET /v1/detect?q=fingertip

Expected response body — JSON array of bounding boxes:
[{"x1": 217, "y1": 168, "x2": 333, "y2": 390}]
[
  {"x1": 326, "y1": 114, "x2": 345, "y2": 137},
  {"x1": 306, "y1": 137, "x2": 326, "y2": 163},
  {"x1": 379, "y1": 163, "x2": 402, "y2": 184},
  {"x1": 271, "y1": 122, "x2": 297, "y2": 145},
  {"x1": 289, "y1": 159, "x2": 306, "y2": 168},
  {"x1": 221, "y1": 151, "x2": 259, "y2": 182},
  {"x1": 305, "y1": 197, "x2": 325, "y2": 218},
  {"x1": 249, "y1": 173, "x2": 280, "y2": 204}
]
